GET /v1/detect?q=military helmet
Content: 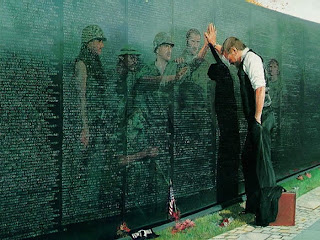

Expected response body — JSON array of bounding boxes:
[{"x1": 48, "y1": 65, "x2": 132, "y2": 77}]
[
  {"x1": 81, "y1": 25, "x2": 106, "y2": 44},
  {"x1": 118, "y1": 45, "x2": 141, "y2": 56},
  {"x1": 153, "y1": 32, "x2": 174, "y2": 52}
]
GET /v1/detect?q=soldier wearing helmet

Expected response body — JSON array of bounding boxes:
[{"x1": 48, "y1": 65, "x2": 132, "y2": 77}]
[
  {"x1": 132, "y1": 32, "x2": 188, "y2": 85},
  {"x1": 75, "y1": 24, "x2": 106, "y2": 147},
  {"x1": 80, "y1": 24, "x2": 106, "y2": 56},
  {"x1": 152, "y1": 32, "x2": 175, "y2": 76},
  {"x1": 115, "y1": 44, "x2": 142, "y2": 108},
  {"x1": 119, "y1": 32, "x2": 187, "y2": 209},
  {"x1": 113, "y1": 45, "x2": 143, "y2": 163},
  {"x1": 117, "y1": 45, "x2": 141, "y2": 75},
  {"x1": 74, "y1": 25, "x2": 108, "y2": 209}
]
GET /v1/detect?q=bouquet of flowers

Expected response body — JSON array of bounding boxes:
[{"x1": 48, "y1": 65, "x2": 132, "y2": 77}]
[{"x1": 171, "y1": 219, "x2": 195, "y2": 234}]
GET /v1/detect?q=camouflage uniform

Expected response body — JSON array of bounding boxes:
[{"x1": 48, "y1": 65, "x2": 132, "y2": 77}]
[
  {"x1": 124, "y1": 31, "x2": 179, "y2": 210},
  {"x1": 172, "y1": 48, "x2": 217, "y2": 198},
  {"x1": 70, "y1": 25, "x2": 110, "y2": 218},
  {"x1": 124, "y1": 60, "x2": 178, "y2": 210}
]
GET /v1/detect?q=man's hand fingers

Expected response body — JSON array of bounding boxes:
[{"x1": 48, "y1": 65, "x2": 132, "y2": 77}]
[{"x1": 209, "y1": 23, "x2": 214, "y2": 33}]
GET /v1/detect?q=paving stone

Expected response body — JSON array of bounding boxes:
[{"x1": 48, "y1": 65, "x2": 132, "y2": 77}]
[
  {"x1": 271, "y1": 228, "x2": 280, "y2": 232},
  {"x1": 238, "y1": 232, "x2": 270, "y2": 240},
  {"x1": 280, "y1": 233, "x2": 290, "y2": 236},
  {"x1": 297, "y1": 195, "x2": 320, "y2": 209},
  {"x1": 282, "y1": 237, "x2": 294, "y2": 240},
  {"x1": 270, "y1": 226, "x2": 281, "y2": 229},
  {"x1": 210, "y1": 237, "x2": 224, "y2": 240},
  {"x1": 226, "y1": 236, "x2": 238, "y2": 239},
  {"x1": 244, "y1": 226, "x2": 255, "y2": 231}
]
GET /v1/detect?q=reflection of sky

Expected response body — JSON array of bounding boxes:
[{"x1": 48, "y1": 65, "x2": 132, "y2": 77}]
[{"x1": 255, "y1": 0, "x2": 320, "y2": 23}]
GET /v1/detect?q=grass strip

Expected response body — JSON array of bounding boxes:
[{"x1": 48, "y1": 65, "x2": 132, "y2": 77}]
[{"x1": 155, "y1": 166, "x2": 320, "y2": 240}]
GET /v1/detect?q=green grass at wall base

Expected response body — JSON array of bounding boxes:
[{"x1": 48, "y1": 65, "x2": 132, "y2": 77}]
[{"x1": 154, "y1": 166, "x2": 320, "y2": 240}]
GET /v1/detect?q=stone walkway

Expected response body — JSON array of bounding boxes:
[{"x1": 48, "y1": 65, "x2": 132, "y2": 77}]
[{"x1": 209, "y1": 187, "x2": 320, "y2": 240}]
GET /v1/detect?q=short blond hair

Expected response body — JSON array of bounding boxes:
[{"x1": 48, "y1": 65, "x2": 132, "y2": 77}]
[{"x1": 221, "y1": 37, "x2": 246, "y2": 54}]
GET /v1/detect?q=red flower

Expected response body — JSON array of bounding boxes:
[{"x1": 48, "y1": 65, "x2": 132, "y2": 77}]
[
  {"x1": 218, "y1": 217, "x2": 234, "y2": 227},
  {"x1": 184, "y1": 219, "x2": 195, "y2": 227},
  {"x1": 171, "y1": 219, "x2": 195, "y2": 234},
  {"x1": 119, "y1": 222, "x2": 130, "y2": 232}
]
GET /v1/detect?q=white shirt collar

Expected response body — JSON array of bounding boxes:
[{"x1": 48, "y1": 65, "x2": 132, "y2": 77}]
[{"x1": 241, "y1": 47, "x2": 250, "y2": 62}]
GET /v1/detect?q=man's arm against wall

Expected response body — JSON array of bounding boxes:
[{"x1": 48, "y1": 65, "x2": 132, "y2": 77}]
[{"x1": 255, "y1": 86, "x2": 265, "y2": 124}]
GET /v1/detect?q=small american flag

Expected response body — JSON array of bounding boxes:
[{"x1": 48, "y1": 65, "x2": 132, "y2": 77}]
[{"x1": 168, "y1": 180, "x2": 179, "y2": 221}]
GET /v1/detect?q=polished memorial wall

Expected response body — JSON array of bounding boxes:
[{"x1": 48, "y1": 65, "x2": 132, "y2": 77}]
[{"x1": 0, "y1": 0, "x2": 319, "y2": 239}]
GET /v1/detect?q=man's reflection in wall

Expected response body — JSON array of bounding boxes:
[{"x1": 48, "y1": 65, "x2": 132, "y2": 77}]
[{"x1": 207, "y1": 34, "x2": 240, "y2": 203}]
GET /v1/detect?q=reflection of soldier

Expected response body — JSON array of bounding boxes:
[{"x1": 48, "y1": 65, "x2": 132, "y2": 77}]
[
  {"x1": 266, "y1": 59, "x2": 285, "y2": 170},
  {"x1": 267, "y1": 59, "x2": 285, "y2": 129},
  {"x1": 74, "y1": 25, "x2": 108, "y2": 211},
  {"x1": 176, "y1": 29, "x2": 213, "y2": 105},
  {"x1": 115, "y1": 45, "x2": 142, "y2": 157},
  {"x1": 123, "y1": 32, "x2": 186, "y2": 213},
  {"x1": 132, "y1": 32, "x2": 187, "y2": 136},
  {"x1": 113, "y1": 45, "x2": 159, "y2": 164},
  {"x1": 177, "y1": 28, "x2": 213, "y2": 112},
  {"x1": 108, "y1": 45, "x2": 161, "y2": 226},
  {"x1": 75, "y1": 25, "x2": 106, "y2": 147},
  {"x1": 181, "y1": 28, "x2": 203, "y2": 61},
  {"x1": 177, "y1": 28, "x2": 209, "y2": 65},
  {"x1": 172, "y1": 29, "x2": 217, "y2": 198},
  {"x1": 138, "y1": 32, "x2": 188, "y2": 84},
  {"x1": 267, "y1": 59, "x2": 283, "y2": 109},
  {"x1": 116, "y1": 45, "x2": 142, "y2": 98}
]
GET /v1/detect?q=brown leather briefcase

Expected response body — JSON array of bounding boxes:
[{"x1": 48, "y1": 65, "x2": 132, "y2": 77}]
[{"x1": 269, "y1": 192, "x2": 296, "y2": 226}]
